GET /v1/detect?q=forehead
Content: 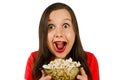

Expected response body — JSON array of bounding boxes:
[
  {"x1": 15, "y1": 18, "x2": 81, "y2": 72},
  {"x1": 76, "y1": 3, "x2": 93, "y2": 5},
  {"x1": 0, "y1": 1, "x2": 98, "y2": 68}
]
[{"x1": 48, "y1": 9, "x2": 72, "y2": 21}]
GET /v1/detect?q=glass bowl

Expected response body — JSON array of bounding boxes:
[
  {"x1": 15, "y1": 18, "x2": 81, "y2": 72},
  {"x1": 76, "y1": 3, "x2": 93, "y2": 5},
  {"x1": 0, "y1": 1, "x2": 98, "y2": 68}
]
[{"x1": 44, "y1": 67, "x2": 79, "y2": 80}]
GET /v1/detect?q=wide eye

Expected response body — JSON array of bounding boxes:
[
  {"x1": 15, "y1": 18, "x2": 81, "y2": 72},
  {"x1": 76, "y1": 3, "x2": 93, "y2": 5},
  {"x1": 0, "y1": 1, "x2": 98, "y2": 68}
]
[
  {"x1": 48, "y1": 24, "x2": 55, "y2": 30},
  {"x1": 63, "y1": 23, "x2": 70, "y2": 29}
]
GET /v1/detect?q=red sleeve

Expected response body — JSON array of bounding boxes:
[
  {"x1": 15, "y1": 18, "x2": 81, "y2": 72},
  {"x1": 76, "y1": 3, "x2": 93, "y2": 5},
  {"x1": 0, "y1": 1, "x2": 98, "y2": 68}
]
[
  {"x1": 24, "y1": 51, "x2": 38, "y2": 80},
  {"x1": 86, "y1": 52, "x2": 100, "y2": 80}
]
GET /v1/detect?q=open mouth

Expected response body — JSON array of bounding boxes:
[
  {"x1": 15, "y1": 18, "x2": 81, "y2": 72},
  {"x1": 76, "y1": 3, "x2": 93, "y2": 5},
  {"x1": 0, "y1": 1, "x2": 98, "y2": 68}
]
[{"x1": 53, "y1": 41, "x2": 67, "y2": 53}]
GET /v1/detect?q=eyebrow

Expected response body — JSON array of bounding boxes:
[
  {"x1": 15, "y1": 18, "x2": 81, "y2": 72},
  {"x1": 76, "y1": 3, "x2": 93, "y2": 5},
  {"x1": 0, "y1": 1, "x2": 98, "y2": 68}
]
[
  {"x1": 64, "y1": 18, "x2": 71, "y2": 21},
  {"x1": 48, "y1": 18, "x2": 71, "y2": 22}
]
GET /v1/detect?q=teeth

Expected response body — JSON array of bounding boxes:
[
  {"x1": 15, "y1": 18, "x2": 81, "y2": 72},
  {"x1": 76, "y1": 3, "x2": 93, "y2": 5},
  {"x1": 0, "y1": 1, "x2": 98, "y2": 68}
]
[
  {"x1": 54, "y1": 43, "x2": 57, "y2": 49},
  {"x1": 56, "y1": 42, "x2": 63, "y2": 44},
  {"x1": 54, "y1": 41, "x2": 66, "y2": 50}
]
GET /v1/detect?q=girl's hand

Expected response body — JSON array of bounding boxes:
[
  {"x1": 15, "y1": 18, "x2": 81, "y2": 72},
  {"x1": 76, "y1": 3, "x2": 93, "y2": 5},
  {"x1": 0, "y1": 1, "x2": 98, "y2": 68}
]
[
  {"x1": 39, "y1": 70, "x2": 51, "y2": 80},
  {"x1": 76, "y1": 67, "x2": 88, "y2": 80}
]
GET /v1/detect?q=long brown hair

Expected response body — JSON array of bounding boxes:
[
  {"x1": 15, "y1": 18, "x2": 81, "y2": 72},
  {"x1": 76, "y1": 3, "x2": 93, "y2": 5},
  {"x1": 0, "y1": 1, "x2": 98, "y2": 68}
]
[{"x1": 32, "y1": 2, "x2": 92, "y2": 80}]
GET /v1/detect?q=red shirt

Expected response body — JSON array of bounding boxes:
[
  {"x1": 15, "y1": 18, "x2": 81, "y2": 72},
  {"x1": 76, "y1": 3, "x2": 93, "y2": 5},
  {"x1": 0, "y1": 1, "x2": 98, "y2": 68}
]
[{"x1": 24, "y1": 51, "x2": 99, "y2": 80}]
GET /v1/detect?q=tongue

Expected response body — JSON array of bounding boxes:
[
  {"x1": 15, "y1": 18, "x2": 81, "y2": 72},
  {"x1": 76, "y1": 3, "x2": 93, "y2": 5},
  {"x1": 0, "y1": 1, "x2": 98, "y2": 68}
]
[
  {"x1": 57, "y1": 44, "x2": 64, "y2": 49},
  {"x1": 55, "y1": 42, "x2": 64, "y2": 49}
]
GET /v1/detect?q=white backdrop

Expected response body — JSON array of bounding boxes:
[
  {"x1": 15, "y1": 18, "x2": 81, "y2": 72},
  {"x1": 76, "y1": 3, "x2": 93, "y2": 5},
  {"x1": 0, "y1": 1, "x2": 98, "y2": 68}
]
[{"x1": 0, "y1": 0, "x2": 120, "y2": 80}]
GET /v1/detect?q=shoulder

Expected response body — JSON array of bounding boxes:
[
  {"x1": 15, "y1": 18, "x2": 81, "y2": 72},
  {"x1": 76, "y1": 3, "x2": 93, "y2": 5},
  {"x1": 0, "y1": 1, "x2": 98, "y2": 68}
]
[
  {"x1": 85, "y1": 51, "x2": 100, "y2": 80},
  {"x1": 27, "y1": 51, "x2": 39, "y2": 63},
  {"x1": 86, "y1": 52, "x2": 100, "y2": 80},
  {"x1": 85, "y1": 51, "x2": 99, "y2": 67},
  {"x1": 85, "y1": 51, "x2": 98, "y2": 62},
  {"x1": 85, "y1": 51, "x2": 95, "y2": 57},
  {"x1": 30, "y1": 51, "x2": 38, "y2": 58},
  {"x1": 24, "y1": 51, "x2": 39, "y2": 80}
]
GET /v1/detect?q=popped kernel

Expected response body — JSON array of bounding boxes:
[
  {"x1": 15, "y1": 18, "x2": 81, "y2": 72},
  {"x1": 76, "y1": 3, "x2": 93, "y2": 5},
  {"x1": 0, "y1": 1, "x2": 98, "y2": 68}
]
[{"x1": 42, "y1": 58, "x2": 81, "y2": 80}]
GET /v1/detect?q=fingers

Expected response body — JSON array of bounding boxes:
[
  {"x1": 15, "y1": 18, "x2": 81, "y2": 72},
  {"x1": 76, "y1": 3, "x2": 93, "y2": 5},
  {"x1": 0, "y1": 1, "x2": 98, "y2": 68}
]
[
  {"x1": 80, "y1": 67, "x2": 87, "y2": 76},
  {"x1": 39, "y1": 70, "x2": 51, "y2": 80},
  {"x1": 77, "y1": 75, "x2": 83, "y2": 79},
  {"x1": 43, "y1": 76, "x2": 51, "y2": 80},
  {"x1": 76, "y1": 67, "x2": 87, "y2": 80},
  {"x1": 41, "y1": 70, "x2": 45, "y2": 77}
]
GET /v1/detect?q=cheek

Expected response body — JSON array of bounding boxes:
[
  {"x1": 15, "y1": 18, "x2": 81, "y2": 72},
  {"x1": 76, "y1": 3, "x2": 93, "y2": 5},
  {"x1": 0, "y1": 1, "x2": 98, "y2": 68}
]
[
  {"x1": 47, "y1": 32, "x2": 54, "y2": 45},
  {"x1": 47, "y1": 34, "x2": 51, "y2": 42},
  {"x1": 66, "y1": 31, "x2": 75, "y2": 41}
]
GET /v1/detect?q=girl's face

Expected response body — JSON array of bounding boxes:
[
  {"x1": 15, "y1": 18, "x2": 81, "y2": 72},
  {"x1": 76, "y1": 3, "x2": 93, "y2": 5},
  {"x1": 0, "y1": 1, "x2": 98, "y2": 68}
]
[{"x1": 47, "y1": 9, "x2": 75, "y2": 59}]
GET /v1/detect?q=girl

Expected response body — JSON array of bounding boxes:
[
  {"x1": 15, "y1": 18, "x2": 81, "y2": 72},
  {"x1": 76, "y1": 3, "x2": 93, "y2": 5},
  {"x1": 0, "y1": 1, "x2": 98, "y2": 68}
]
[{"x1": 24, "y1": 2, "x2": 99, "y2": 80}]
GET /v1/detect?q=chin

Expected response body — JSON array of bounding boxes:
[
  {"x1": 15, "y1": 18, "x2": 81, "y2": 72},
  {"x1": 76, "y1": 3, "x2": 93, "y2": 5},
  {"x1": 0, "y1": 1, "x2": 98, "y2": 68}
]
[{"x1": 55, "y1": 54, "x2": 67, "y2": 59}]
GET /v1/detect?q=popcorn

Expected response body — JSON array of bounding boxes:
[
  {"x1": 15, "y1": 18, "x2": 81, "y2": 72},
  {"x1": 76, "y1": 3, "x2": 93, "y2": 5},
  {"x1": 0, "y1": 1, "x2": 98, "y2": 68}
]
[{"x1": 42, "y1": 58, "x2": 81, "y2": 80}]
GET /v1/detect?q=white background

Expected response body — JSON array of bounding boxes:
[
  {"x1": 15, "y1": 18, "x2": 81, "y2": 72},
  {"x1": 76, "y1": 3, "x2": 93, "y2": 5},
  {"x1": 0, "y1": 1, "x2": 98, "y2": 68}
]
[{"x1": 0, "y1": 0, "x2": 120, "y2": 80}]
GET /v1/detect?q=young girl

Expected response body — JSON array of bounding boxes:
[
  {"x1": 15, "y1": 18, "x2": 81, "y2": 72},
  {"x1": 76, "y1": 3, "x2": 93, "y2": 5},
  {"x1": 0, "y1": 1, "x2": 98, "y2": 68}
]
[{"x1": 24, "y1": 2, "x2": 99, "y2": 80}]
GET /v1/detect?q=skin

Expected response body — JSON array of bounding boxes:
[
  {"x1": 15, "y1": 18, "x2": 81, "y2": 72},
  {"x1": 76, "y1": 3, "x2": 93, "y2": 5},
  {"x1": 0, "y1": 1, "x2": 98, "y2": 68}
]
[
  {"x1": 47, "y1": 9, "x2": 75, "y2": 59},
  {"x1": 39, "y1": 9, "x2": 88, "y2": 80},
  {"x1": 39, "y1": 68, "x2": 87, "y2": 80}
]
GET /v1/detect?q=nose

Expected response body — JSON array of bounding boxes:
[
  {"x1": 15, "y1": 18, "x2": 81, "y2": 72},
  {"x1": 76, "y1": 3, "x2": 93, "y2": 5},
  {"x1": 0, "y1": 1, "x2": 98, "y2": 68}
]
[{"x1": 54, "y1": 28, "x2": 63, "y2": 38}]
